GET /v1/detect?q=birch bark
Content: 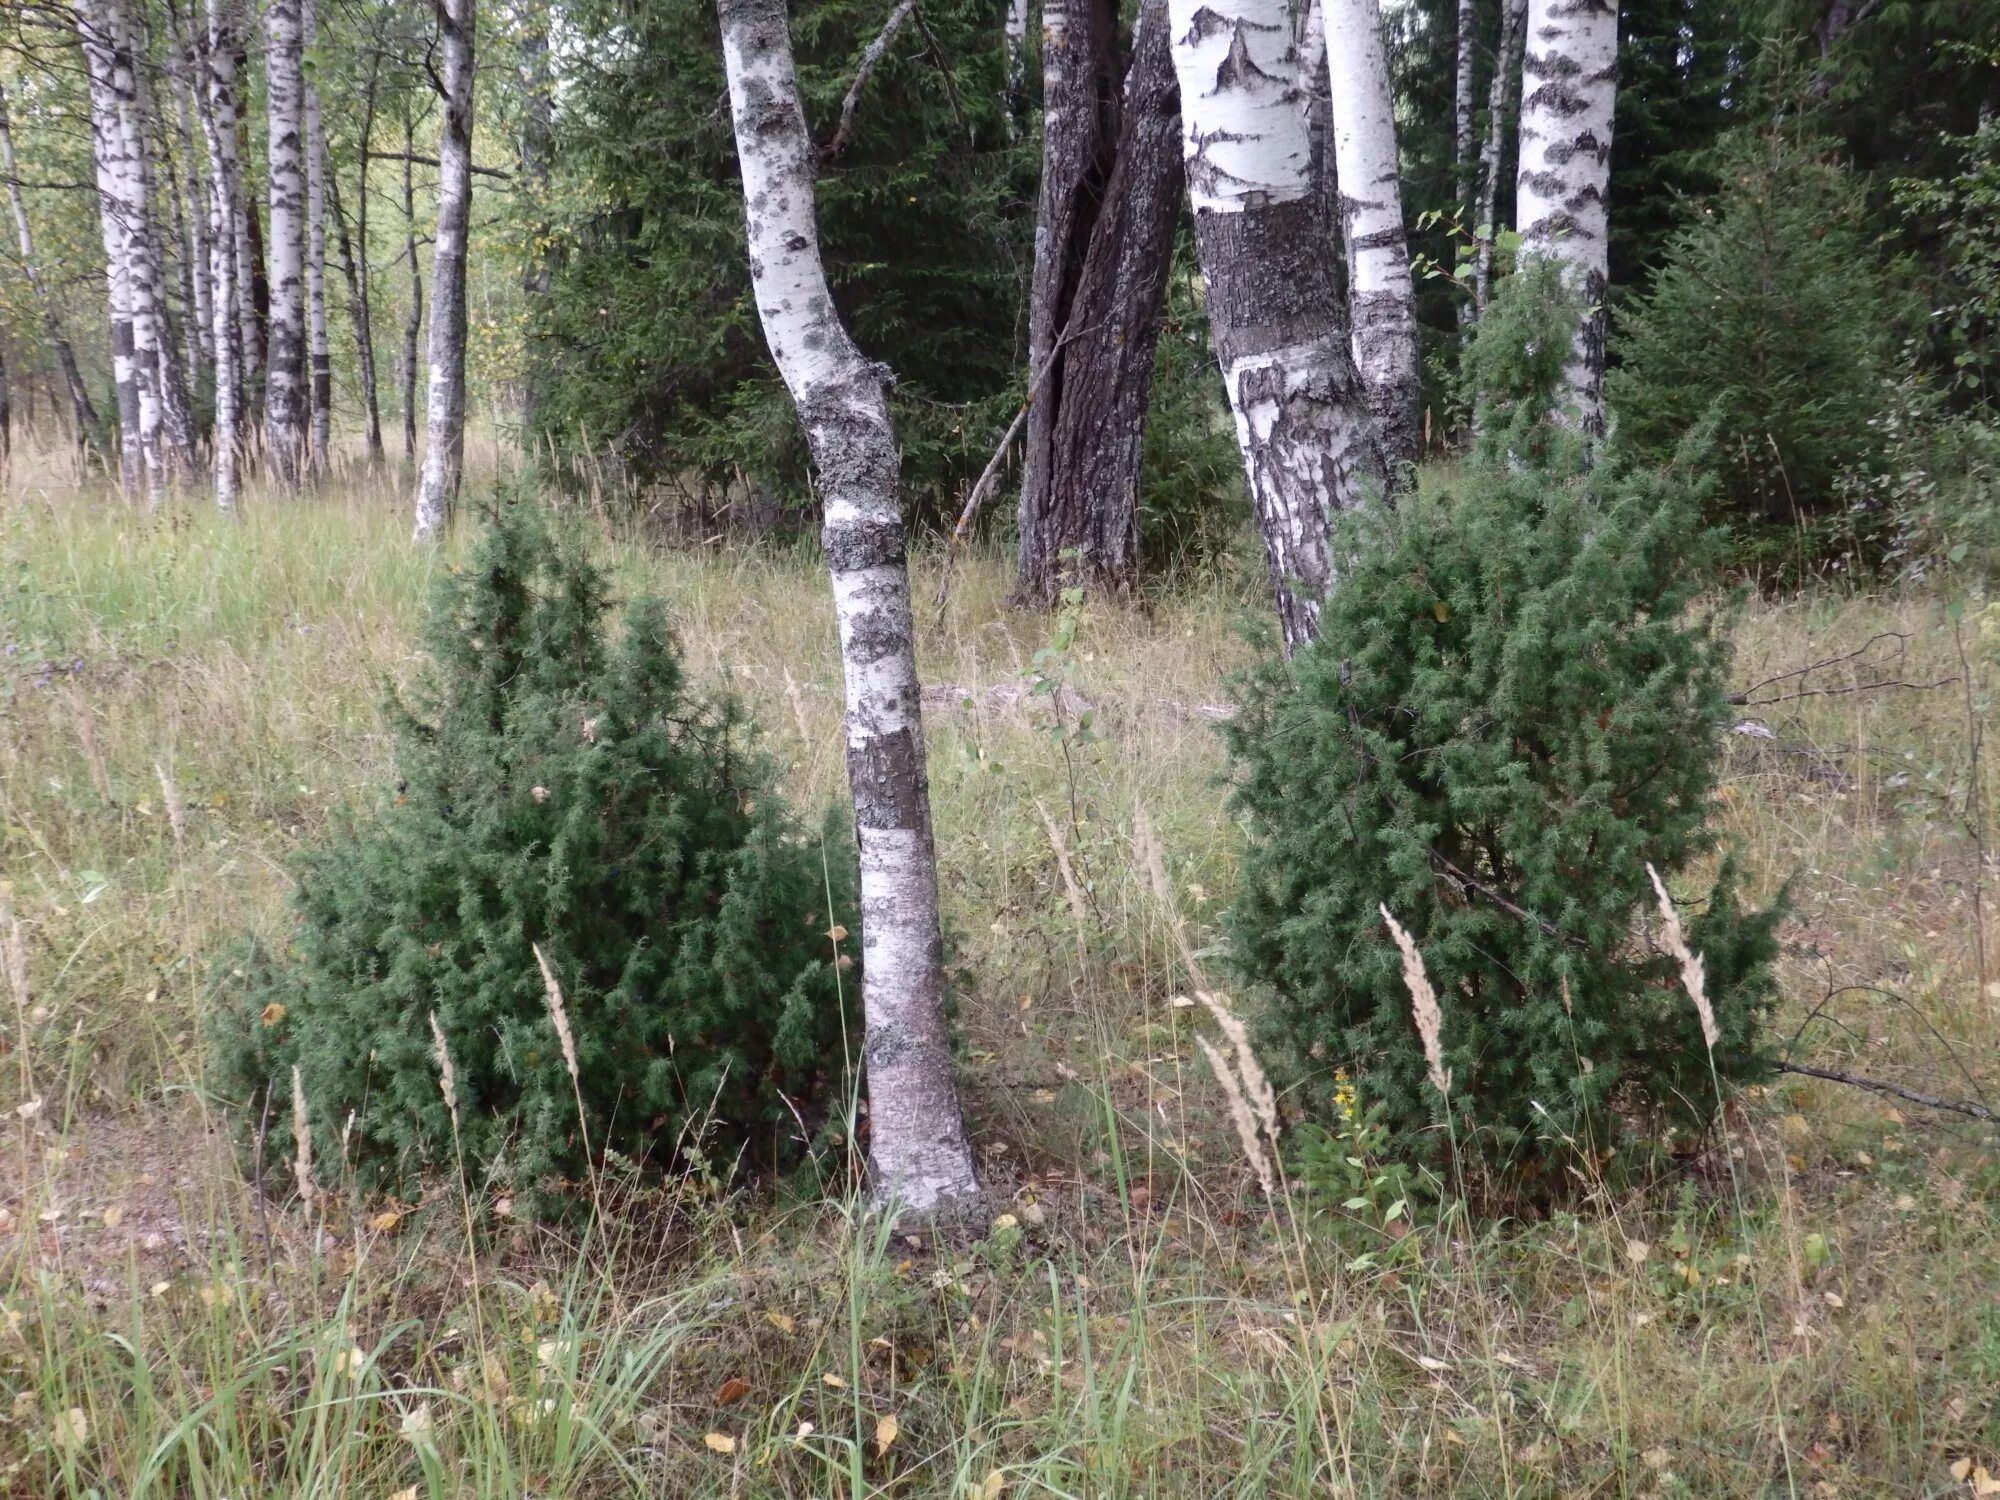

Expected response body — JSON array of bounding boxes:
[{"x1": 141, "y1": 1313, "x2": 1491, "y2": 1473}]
[
  {"x1": 0, "y1": 82, "x2": 110, "y2": 461},
  {"x1": 1468, "y1": 0, "x2": 1525, "y2": 324},
  {"x1": 400, "y1": 110, "x2": 422, "y2": 463},
  {"x1": 1515, "y1": 0, "x2": 1616, "y2": 433},
  {"x1": 304, "y1": 0, "x2": 332, "y2": 468},
  {"x1": 1324, "y1": 0, "x2": 1420, "y2": 474},
  {"x1": 200, "y1": 0, "x2": 243, "y2": 507},
  {"x1": 719, "y1": 0, "x2": 980, "y2": 1213},
  {"x1": 411, "y1": 0, "x2": 475, "y2": 541},
  {"x1": 1454, "y1": 0, "x2": 1476, "y2": 204},
  {"x1": 1168, "y1": 0, "x2": 1383, "y2": 650},
  {"x1": 264, "y1": 0, "x2": 309, "y2": 482}
]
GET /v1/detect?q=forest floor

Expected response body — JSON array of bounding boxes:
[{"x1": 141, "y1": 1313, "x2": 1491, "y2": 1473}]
[{"x1": 0, "y1": 463, "x2": 1997, "y2": 1497}]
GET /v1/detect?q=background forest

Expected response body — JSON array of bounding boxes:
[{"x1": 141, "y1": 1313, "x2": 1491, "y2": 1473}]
[{"x1": 2, "y1": 0, "x2": 1999, "y2": 1494}]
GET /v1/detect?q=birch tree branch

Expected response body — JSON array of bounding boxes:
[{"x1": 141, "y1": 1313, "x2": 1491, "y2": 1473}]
[{"x1": 819, "y1": 0, "x2": 917, "y2": 160}]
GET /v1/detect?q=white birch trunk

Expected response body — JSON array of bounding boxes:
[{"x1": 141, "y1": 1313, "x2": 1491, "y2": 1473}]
[
  {"x1": 1515, "y1": 0, "x2": 1616, "y2": 433},
  {"x1": 1168, "y1": 0, "x2": 1383, "y2": 651},
  {"x1": 719, "y1": 0, "x2": 980, "y2": 1213},
  {"x1": 1324, "y1": 0, "x2": 1421, "y2": 473},
  {"x1": 303, "y1": 0, "x2": 331, "y2": 469},
  {"x1": 130, "y1": 36, "x2": 200, "y2": 474},
  {"x1": 0, "y1": 82, "x2": 110, "y2": 460},
  {"x1": 411, "y1": 0, "x2": 474, "y2": 541},
  {"x1": 1005, "y1": 0, "x2": 1031, "y2": 119},
  {"x1": 201, "y1": 0, "x2": 243, "y2": 508},
  {"x1": 79, "y1": 13, "x2": 141, "y2": 495},
  {"x1": 264, "y1": 0, "x2": 309, "y2": 482},
  {"x1": 1454, "y1": 0, "x2": 1476, "y2": 203}
]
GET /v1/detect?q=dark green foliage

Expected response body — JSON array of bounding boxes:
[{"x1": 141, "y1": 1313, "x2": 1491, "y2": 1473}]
[
  {"x1": 1610, "y1": 124, "x2": 1917, "y2": 562},
  {"x1": 1227, "y1": 292, "x2": 1784, "y2": 1186},
  {"x1": 210, "y1": 503, "x2": 857, "y2": 1204},
  {"x1": 529, "y1": 0, "x2": 1031, "y2": 522}
]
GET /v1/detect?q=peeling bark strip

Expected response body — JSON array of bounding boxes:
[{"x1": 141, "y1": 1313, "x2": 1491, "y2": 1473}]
[
  {"x1": 0, "y1": 83, "x2": 109, "y2": 461},
  {"x1": 1515, "y1": 0, "x2": 1616, "y2": 433},
  {"x1": 264, "y1": 0, "x2": 309, "y2": 482},
  {"x1": 411, "y1": 0, "x2": 475, "y2": 541},
  {"x1": 1167, "y1": 0, "x2": 1383, "y2": 651},
  {"x1": 1324, "y1": 0, "x2": 1420, "y2": 473},
  {"x1": 718, "y1": 0, "x2": 980, "y2": 1213}
]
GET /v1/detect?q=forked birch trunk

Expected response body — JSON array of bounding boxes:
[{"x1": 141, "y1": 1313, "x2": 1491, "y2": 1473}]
[
  {"x1": 264, "y1": 0, "x2": 309, "y2": 482},
  {"x1": 200, "y1": 0, "x2": 242, "y2": 507},
  {"x1": 411, "y1": 0, "x2": 474, "y2": 541},
  {"x1": 1324, "y1": 0, "x2": 1421, "y2": 474},
  {"x1": 0, "y1": 82, "x2": 110, "y2": 461},
  {"x1": 303, "y1": 0, "x2": 332, "y2": 468},
  {"x1": 718, "y1": 0, "x2": 980, "y2": 1213},
  {"x1": 1168, "y1": 0, "x2": 1382, "y2": 650},
  {"x1": 1515, "y1": 0, "x2": 1616, "y2": 432}
]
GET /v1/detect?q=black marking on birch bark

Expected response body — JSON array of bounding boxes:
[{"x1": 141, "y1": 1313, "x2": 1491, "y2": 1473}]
[
  {"x1": 848, "y1": 728, "x2": 927, "y2": 829},
  {"x1": 1191, "y1": 196, "x2": 1344, "y2": 367},
  {"x1": 823, "y1": 516, "x2": 909, "y2": 572}
]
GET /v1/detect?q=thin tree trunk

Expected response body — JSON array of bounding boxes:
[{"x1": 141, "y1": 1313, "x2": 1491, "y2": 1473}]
[
  {"x1": 328, "y1": 172, "x2": 383, "y2": 464},
  {"x1": 400, "y1": 109, "x2": 422, "y2": 464},
  {"x1": 411, "y1": 0, "x2": 474, "y2": 541},
  {"x1": 1468, "y1": 0, "x2": 1526, "y2": 326},
  {"x1": 124, "y1": 4, "x2": 199, "y2": 475},
  {"x1": 234, "y1": 43, "x2": 265, "y2": 424},
  {"x1": 1012, "y1": 0, "x2": 1121, "y2": 604},
  {"x1": 1455, "y1": 0, "x2": 1477, "y2": 208},
  {"x1": 200, "y1": 0, "x2": 242, "y2": 507},
  {"x1": 1325, "y1": 0, "x2": 1421, "y2": 474},
  {"x1": 1016, "y1": 0, "x2": 1180, "y2": 605},
  {"x1": 167, "y1": 11, "x2": 214, "y2": 380},
  {"x1": 264, "y1": 0, "x2": 309, "y2": 482},
  {"x1": 516, "y1": 12, "x2": 554, "y2": 445},
  {"x1": 1, "y1": 82, "x2": 110, "y2": 461},
  {"x1": 303, "y1": 0, "x2": 331, "y2": 469},
  {"x1": 1167, "y1": 0, "x2": 1383, "y2": 651},
  {"x1": 1005, "y1": 0, "x2": 1030, "y2": 121},
  {"x1": 1516, "y1": 0, "x2": 1617, "y2": 433},
  {"x1": 718, "y1": 0, "x2": 980, "y2": 1213},
  {"x1": 0, "y1": 341, "x2": 10, "y2": 466}
]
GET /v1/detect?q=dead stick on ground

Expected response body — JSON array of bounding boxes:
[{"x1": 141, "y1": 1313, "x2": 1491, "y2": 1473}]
[{"x1": 1777, "y1": 1061, "x2": 1996, "y2": 1125}]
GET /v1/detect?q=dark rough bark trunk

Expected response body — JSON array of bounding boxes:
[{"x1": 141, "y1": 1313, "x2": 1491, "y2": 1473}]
[
  {"x1": 1014, "y1": 0, "x2": 1181, "y2": 607},
  {"x1": 400, "y1": 109, "x2": 422, "y2": 464}
]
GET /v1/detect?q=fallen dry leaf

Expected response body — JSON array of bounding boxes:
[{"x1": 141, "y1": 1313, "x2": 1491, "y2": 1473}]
[
  {"x1": 369, "y1": 1210, "x2": 404, "y2": 1234},
  {"x1": 703, "y1": 1431, "x2": 736, "y2": 1455},
  {"x1": 874, "y1": 1412, "x2": 899, "y2": 1455},
  {"x1": 716, "y1": 1375, "x2": 751, "y2": 1405},
  {"x1": 764, "y1": 1311, "x2": 796, "y2": 1335}
]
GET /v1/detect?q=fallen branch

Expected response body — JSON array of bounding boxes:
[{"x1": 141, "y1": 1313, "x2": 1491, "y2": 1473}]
[
  {"x1": 1727, "y1": 630, "x2": 1956, "y2": 706},
  {"x1": 1776, "y1": 1061, "x2": 1997, "y2": 1125}
]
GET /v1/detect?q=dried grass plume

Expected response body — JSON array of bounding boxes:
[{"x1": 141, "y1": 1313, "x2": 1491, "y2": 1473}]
[
  {"x1": 1381, "y1": 904, "x2": 1451, "y2": 1101},
  {"x1": 1646, "y1": 863, "x2": 1717, "y2": 1050},
  {"x1": 291, "y1": 1064, "x2": 315, "y2": 1203}
]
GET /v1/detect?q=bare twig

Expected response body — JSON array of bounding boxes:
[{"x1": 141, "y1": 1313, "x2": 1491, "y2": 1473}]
[
  {"x1": 1950, "y1": 607, "x2": 1988, "y2": 997},
  {"x1": 819, "y1": 0, "x2": 918, "y2": 161},
  {"x1": 1726, "y1": 631, "x2": 1956, "y2": 706},
  {"x1": 362, "y1": 147, "x2": 513, "y2": 183},
  {"x1": 1776, "y1": 1061, "x2": 1996, "y2": 1125}
]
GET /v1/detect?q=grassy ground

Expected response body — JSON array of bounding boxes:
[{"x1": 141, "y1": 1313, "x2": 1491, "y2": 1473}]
[{"x1": 0, "y1": 456, "x2": 1996, "y2": 1497}]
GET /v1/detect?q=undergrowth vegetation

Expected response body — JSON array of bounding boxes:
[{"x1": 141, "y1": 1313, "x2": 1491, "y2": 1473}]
[{"x1": 1, "y1": 459, "x2": 1997, "y2": 1496}]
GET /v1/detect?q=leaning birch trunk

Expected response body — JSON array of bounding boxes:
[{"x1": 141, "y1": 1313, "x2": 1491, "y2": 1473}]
[
  {"x1": 718, "y1": 0, "x2": 980, "y2": 1212},
  {"x1": 264, "y1": 0, "x2": 309, "y2": 483},
  {"x1": 1, "y1": 83, "x2": 111, "y2": 461},
  {"x1": 303, "y1": 0, "x2": 331, "y2": 469},
  {"x1": 1168, "y1": 0, "x2": 1383, "y2": 651},
  {"x1": 1324, "y1": 0, "x2": 1421, "y2": 475},
  {"x1": 1515, "y1": 0, "x2": 1616, "y2": 433},
  {"x1": 1469, "y1": 0, "x2": 1525, "y2": 323},
  {"x1": 411, "y1": 0, "x2": 474, "y2": 542},
  {"x1": 201, "y1": 0, "x2": 242, "y2": 507}
]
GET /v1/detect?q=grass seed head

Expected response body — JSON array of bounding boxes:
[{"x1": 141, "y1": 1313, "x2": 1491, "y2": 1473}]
[
  {"x1": 1647, "y1": 863, "x2": 1717, "y2": 1050},
  {"x1": 1381, "y1": 904, "x2": 1451, "y2": 1102}
]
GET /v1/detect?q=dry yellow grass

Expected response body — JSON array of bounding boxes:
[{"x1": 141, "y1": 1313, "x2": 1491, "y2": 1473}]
[{"x1": 0, "y1": 446, "x2": 1995, "y2": 1496}]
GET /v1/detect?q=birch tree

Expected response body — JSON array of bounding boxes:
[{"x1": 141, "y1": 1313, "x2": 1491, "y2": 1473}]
[
  {"x1": 0, "y1": 81, "x2": 110, "y2": 461},
  {"x1": 122, "y1": 12, "x2": 199, "y2": 474},
  {"x1": 200, "y1": 0, "x2": 244, "y2": 506},
  {"x1": 1324, "y1": 0, "x2": 1420, "y2": 474},
  {"x1": 265, "y1": 0, "x2": 310, "y2": 481},
  {"x1": 304, "y1": 0, "x2": 332, "y2": 467},
  {"x1": 1455, "y1": 0, "x2": 1476, "y2": 199},
  {"x1": 1167, "y1": 0, "x2": 1383, "y2": 650},
  {"x1": 1468, "y1": 0, "x2": 1526, "y2": 324},
  {"x1": 399, "y1": 108, "x2": 421, "y2": 463},
  {"x1": 411, "y1": 0, "x2": 474, "y2": 541},
  {"x1": 718, "y1": 0, "x2": 980, "y2": 1212},
  {"x1": 1515, "y1": 0, "x2": 1617, "y2": 432},
  {"x1": 1013, "y1": 0, "x2": 1182, "y2": 606}
]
